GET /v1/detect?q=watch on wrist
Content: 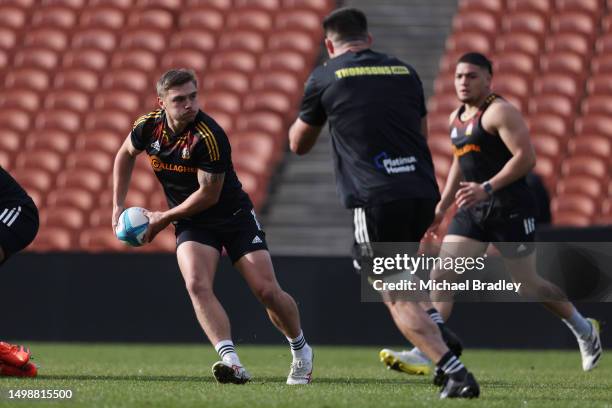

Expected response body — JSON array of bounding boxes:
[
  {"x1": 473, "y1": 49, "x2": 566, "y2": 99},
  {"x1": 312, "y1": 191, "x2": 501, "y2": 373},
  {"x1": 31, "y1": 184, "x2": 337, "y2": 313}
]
[{"x1": 482, "y1": 181, "x2": 493, "y2": 196}]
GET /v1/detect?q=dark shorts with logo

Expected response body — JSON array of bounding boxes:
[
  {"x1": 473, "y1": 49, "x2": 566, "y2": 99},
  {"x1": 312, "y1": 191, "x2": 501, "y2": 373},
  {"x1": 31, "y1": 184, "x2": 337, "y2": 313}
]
[
  {"x1": 0, "y1": 201, "x2": 39, "y2": 264},
  {"x1": 447, "y1": 201, "x2": 536, "y2": 258},
  {"x1": 352, "y1": 198, "x2": 437, "y2": 271},
  {"x1": 175, "y1": 208, "x2": 268, "y2": 264}
]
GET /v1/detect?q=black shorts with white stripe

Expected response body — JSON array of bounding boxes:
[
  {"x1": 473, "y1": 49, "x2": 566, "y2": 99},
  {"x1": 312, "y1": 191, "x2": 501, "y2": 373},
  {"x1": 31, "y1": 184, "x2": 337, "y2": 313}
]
[
  {"x1": 447, "y1": 200, "x2": 536, "y2": 258},
  {"x1": 351, "y1": 198, "x2": 436, "y2": 271},
  {"x1": 0, "y1": 201, "x2": 39, "y2": 263}
]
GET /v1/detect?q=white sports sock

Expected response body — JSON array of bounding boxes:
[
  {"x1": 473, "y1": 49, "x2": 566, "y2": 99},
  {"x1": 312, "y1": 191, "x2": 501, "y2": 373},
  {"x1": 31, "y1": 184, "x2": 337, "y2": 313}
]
[
  {"x1": 287, "y1": 331, "x2": 312, "y2": 360},
  {"x1": 214, "y1": 340, "x2": 241, "y2": 366},
  {"x1": 563, "y1": 309, "x2": 592, "y2": 340}
]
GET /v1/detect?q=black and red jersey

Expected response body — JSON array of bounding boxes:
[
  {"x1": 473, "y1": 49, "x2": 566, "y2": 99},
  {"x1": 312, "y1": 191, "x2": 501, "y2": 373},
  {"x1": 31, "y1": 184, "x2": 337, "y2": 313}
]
[{"x1": 130, "y1": 109, "x2": 252, "y2": 226}]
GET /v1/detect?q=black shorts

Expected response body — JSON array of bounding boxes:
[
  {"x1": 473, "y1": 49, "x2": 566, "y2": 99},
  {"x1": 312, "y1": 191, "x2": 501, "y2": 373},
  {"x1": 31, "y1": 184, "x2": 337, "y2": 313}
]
[
  {"x1": 0, "y1": 202, "x2": 39, "y2": 263},
  {"x1": 352, "y1": 198, "x2": 437, "y2": 269},
  {"x1": 175, "y1": 208, "x2": 268, "y2": 264},
  {"x1": 447, "y1": 200, "x2": 536, "y2": 258}
]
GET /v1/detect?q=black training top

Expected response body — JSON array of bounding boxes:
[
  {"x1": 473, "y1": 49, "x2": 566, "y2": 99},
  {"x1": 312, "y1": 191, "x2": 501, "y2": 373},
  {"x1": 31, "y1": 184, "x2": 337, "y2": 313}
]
[
  {"x1": 298, "y1": 49, "x2": 440, "y2": 209},
  {"x1": 130, "y1": 109, "x2": 252, "y2": 226},
  {"x1": 450, "y1": 94, "x2": 533, "y2": 207},
  {"x1": 0, "y1": 166, "x2": 34, "y2": 207}
]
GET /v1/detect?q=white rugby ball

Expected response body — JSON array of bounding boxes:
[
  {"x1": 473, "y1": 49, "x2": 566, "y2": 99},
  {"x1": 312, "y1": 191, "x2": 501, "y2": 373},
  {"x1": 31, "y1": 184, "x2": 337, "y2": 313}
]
[{"x1": 115, "y1": 207, "x2": 149, "y2": 247}]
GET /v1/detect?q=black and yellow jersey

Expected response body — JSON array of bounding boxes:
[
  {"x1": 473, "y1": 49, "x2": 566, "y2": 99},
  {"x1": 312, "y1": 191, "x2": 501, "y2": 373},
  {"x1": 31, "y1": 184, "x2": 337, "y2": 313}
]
[
  {"x1": 450, "y1": 94, "x2": 533, "y2": 208},
  {"x1": 298, "y1": 49, "x2": 440, "y2": 209},
  {"x1": 131, "y1": 109, "x2": 252, "y2": 226}
]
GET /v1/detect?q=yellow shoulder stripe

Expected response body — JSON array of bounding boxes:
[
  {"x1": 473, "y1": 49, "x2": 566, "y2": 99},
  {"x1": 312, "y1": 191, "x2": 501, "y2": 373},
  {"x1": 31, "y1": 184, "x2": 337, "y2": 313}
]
[
  {"x1": 132, "y1": 109, "x2": 162, "y2": 129},
  {"x1": 196, "y1": 122, "x2": 220, "y2": 161}
]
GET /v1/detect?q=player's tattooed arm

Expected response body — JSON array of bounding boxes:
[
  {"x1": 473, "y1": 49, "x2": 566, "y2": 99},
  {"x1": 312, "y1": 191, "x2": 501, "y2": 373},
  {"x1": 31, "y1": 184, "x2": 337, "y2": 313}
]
[{"x1": 198, "y1": 170, "x2": 225, "y2": 187}]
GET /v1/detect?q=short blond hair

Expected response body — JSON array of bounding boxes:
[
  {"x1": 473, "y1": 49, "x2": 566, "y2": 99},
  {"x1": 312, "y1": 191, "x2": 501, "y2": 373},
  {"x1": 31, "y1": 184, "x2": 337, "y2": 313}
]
[{"x1": 156, "y1": 69, "x2": 198, "y2": 97}]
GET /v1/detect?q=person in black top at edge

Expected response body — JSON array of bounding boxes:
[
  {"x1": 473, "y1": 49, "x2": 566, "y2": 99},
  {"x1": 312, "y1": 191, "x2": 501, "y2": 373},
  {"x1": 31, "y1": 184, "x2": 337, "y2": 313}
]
[
  {"x1": 112, "y1": 69, "x2": 313, "y2": 385},
  {"x1": 289, "y1": 8, "x2": 479, "y2": 398},
  {"x1": 403, "y1": 53, "x2": 599, "y2": 383},
  {"x1": 0, "y1": 167, "x2": 39, "y2": 377}
]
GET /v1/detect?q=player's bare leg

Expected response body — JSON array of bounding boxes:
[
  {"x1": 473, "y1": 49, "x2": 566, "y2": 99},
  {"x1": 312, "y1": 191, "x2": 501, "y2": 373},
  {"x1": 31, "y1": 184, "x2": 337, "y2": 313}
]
[
  {"x1": 177, "y1": 241, "x2": 250, "y2": 383},
  {"x1": 235, "y1": 249, "x2": 313, "y2": 384}
]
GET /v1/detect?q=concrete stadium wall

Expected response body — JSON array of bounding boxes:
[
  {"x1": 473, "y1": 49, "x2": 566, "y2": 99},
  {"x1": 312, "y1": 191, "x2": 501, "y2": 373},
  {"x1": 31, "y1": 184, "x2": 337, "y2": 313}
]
[{"x1": 2, "y1": 250, "x2": 611, "y2": 349}]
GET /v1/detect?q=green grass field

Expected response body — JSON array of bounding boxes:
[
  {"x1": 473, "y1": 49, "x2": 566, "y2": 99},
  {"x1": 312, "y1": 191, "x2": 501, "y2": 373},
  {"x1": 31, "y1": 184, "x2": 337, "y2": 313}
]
[{"x1": 0, "y1": 344, "x2": 610, "y2": 408}]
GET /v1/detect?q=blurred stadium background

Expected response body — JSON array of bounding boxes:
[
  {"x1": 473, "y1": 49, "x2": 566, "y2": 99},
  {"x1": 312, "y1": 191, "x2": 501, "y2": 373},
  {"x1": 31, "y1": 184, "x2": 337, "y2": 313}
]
[{"x1": 1, "y1": 0, "x2": 611, "y2": 349}]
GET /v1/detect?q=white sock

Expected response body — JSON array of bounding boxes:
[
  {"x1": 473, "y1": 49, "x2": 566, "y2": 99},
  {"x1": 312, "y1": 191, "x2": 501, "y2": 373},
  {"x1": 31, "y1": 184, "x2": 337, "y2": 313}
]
[
  {"x1": 562, "y1": 309, "x2": 592, "y2": 340},
  {"x1": 287, "y1": 331, "x2": 312, "y2": 360},
  {"x1": 214, "y1": 340, "x2": 241, "y2": 366},
  {"x1": 410, "y1": 347, "x2": 430, "y2": 361}
]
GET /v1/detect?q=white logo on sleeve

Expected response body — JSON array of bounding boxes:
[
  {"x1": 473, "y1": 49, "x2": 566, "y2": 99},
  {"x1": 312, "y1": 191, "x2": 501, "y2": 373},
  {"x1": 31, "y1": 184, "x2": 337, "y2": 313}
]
[{"x1": 252, "y1": 235, "x2": 263, "y2": 244}]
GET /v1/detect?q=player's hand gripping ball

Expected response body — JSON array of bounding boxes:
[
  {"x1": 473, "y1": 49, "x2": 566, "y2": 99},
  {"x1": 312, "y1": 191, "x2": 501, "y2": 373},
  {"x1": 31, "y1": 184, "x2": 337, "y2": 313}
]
[{"x1": 115, "y1": 207, "x2": 149, "y2": 246}]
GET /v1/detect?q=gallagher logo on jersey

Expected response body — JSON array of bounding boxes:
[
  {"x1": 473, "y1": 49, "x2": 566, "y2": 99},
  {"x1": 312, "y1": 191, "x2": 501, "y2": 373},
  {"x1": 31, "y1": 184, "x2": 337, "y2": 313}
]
[{"x1": 374, "y1": 152, "x2": 417, "y2": 174}]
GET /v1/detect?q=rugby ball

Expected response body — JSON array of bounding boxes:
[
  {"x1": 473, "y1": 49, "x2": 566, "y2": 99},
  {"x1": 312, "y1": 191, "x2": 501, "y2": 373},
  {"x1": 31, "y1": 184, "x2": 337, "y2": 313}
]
[{"x1": 115, "y1": 207, "x2": 149, "y2": 247}]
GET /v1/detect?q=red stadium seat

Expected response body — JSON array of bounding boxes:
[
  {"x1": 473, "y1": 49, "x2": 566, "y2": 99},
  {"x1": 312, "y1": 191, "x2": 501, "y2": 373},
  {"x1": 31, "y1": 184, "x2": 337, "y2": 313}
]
[
  {"x1": 252, "y1": 71, "x2": 300, "y2": 98},
  {"x1": 89, "y1": 207, "x2": 113, "y2": 228},
  {"x1": 170, "y1": 29, "x2": 216, "y2": 55},
  {"x1": 427, "y1": 94, "x2": 459, "y2": 114},
  {"x1": 24, "y1": 29, "x2": 68, "y2": 52},
  {"x1": 552, "y1": 193, "x2": 597, "y2": 217},
  {"x1": 57, "y1": 169, "x2": 105, "y2": 193},
  {"x1": 545, "y1": 33, "x2": 591, "y2": 55},
  {"x1": 102, "y1": 69, "x2": 149, "y2": 93},
  {"x1": 561, "y1": 155, "x2": 608, "y2": 179},
  {"x1": 80, "y1": 7, "x2": 125, "y2": 29},
  {"x1": 0, "y1": 28, "x2": 17, "y2": 51},
  {"x1": 41, "y1": 206, "x2": 86, "y2": 230},
  {"x1": 587, "y1": 74, "x2": 612, "y2": 95},
  {"x1": 161, "y1": 49, "x2": 207, "y2": 72},
  {"x1": 16, "y1": 149, "x2": 63, "y2": 174},
  {"x1": 243, "y1": 90, "x2": 293, "y2": 115},
  {"x1": 235, "y1": 169, "x2": 265, "y2": 210},
  {"x1": 592, "y1": 54, "x2": 612, "y2": 74},
  {"x1": 31, "y1": 6, "x2": 77, "y2": 29},
  {"x1": 185, "y1": 0, "x2": 231, "y2": 8},
  {"x1": 202, "y1": 70, "x2": 250, "y2": 94},
  {"x1": 556, "y1": 0, "x2": 603, "y2": 16},
  {"x1": 534, "y1": 73, "x2": 581, "y2": 99},
  {"x1": 270, "y1": 30, "x2": 316, "y2": 56},
  {"x1": 232, "y1": 129, "x2": 282, "y2": 158},
  {"x1": 0, "y1": 6, "x2": 26, "y2": 30},
  {"x1": 233, "y1": 135, "x2": 277, "y2": 172},
  {"x1": 553, "y1": 211, "x2": 592, "y2": 226},
  {"x1": 26, "y1": 130, "x2": 72, "y2": 154},
  {"x1": 111, "y1": 49, "x2": 157, "y2": 72},
  {"x1": 508, "y1": 0, "x2": 553, "y2": 14},
  {"x1": 218, "y1": 31, "x2": 266, "y2": 53},
  {"x1": 10, "y1": 168, "x2": 54, "y2": 194},
  {"x1": 4, "y1": 68, "x2": 50, "y2": 92},
  {"x1": 93, "y1": 90, "x2": 140, "y2": 114},
  {"x1": 452, "y1": 11, "x2": 498, "y2": 35},
  {"x1": 581, "y1": 95, "x2": 612, "y2": 115},
  {"x1": 210, "y1": 51, "x2": 257, "y2": 74},
  {"x1": 205, "y1": 110, "x2": 234, "y2": 134},
  {"x1": 66, "y1": 150, "x2": 114, "y2": 174},
  {"x1": 0, "y1": 109, "x2": 30, "y2": 132},
  {"x1": 459, "y1": 0, "x2": 504, "y2": 13},
  {"x1": 528, "y1": 113, "x2": 569, "y2": 138},
  {"x1": 35, "y1": 109, "x2": 81, "y2": 134},
  {"x1": 446, "y1": 31, "x2": 492, "y2": 54},
  {"x1": 53, "y1": 69, "x2": 99, "y2": 93},
  {"x1": 575, "y1": 114, "x2": 612, "y2": 138},
  {"x1": 44, "y1": 90, "x2": 90, "y2": 113},
  {"x1": 40, "y1": 0, "x2": 85, "y2": 8},
  {"x1": 89, "y1": 0, "x2": 132, "y2": 8},
  {"x1": 529, "y1": 94, "x2": 573, "y2": 116},
  {"x1": 0, "y1": 130, "x2": 20, "y2": 154},
  {"x1": 226, "y1": 9, "x2": 273, "y2": 32},
  {"x1": 179, "y1": 7, "x2": 224, "y2": 31},
  {"x1": 28, "y1": 227, "x2": 73, "y2": 251},
  {"x1": 428, "y1": 113, "x2": 452, "y2": 134},
  {"x1": 568, "y1": 134, "x2": 611, "y2": 159},
  {"x1": 13, "y1": 48, "x2": 59, "y2": 71},
  {"x1": 492, "y1": 73, "x2": 530, "y2": 99},
  {"x1": 127, "y1": 9, "x2": 174, "y2": 31},
  {"x1": 120, "y1": 29, "x2": 166, "y2": 53},
  {"x1": 137, "y1": 0, "x2": 182, "y2": 9},
  {"x1": 595, "y1": 33, "x2": 612, "y2": 54},
  {"x1": 129, "y1": 168, "x2": 159, "y2": 193},
  {"x1": 276, "y1": 9, "x2": 322, "y2": 37},
  {"x1": 496, "y1": 32, "x2": 542, "y2": 55},
  {"x1": 531, "y1": 133, "x2": 564, "y2": 159},
  {"x1": 551, "y1": 12, "x2": 598, "y2": 39},
  {"x1": 235, "y1": 111, "x2": 284, "y2": 138},
  {"x1": 260, "y1": 51, "x2": 307, "y2": 77},
  {"x1": 282, "y1": 0, "x2": 333, "y2": 15},
  {"x1": 235, "y1": 0, "x2": 279, "y2": 10},
  {"x1": 503, "y1": 12, "x2": 548, "y2": 35},
  {"x1": 433, "y1": 73, "x2": 456, "y2": 95},
  {"x1": 76, "y1": 130, "x2": 123, "y2": 155},
  {"x1": 540, "y1": 51, "x2": 587, "y2": 77},
  {"x1": 202, "y1": 91, "x2": 242, "y2": 114},
  {"x1": 84, "y1": 110, "x2": 132, "y2": 134},
  {"x1": 79, "y1": 227, "x2": 127, "y2": 252},
  {"x1": 0, "y1": 89, "x2": 41, "y2": 112},
  {"x1": 557, "y1": 175, "x2": 604, "y2": 199},
  {"x1": 63, "y1": 49, "x2": 108, "y2": 71},
  {"x1": 492, "y1": 52, "x2": 536, "y2": 76}
]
